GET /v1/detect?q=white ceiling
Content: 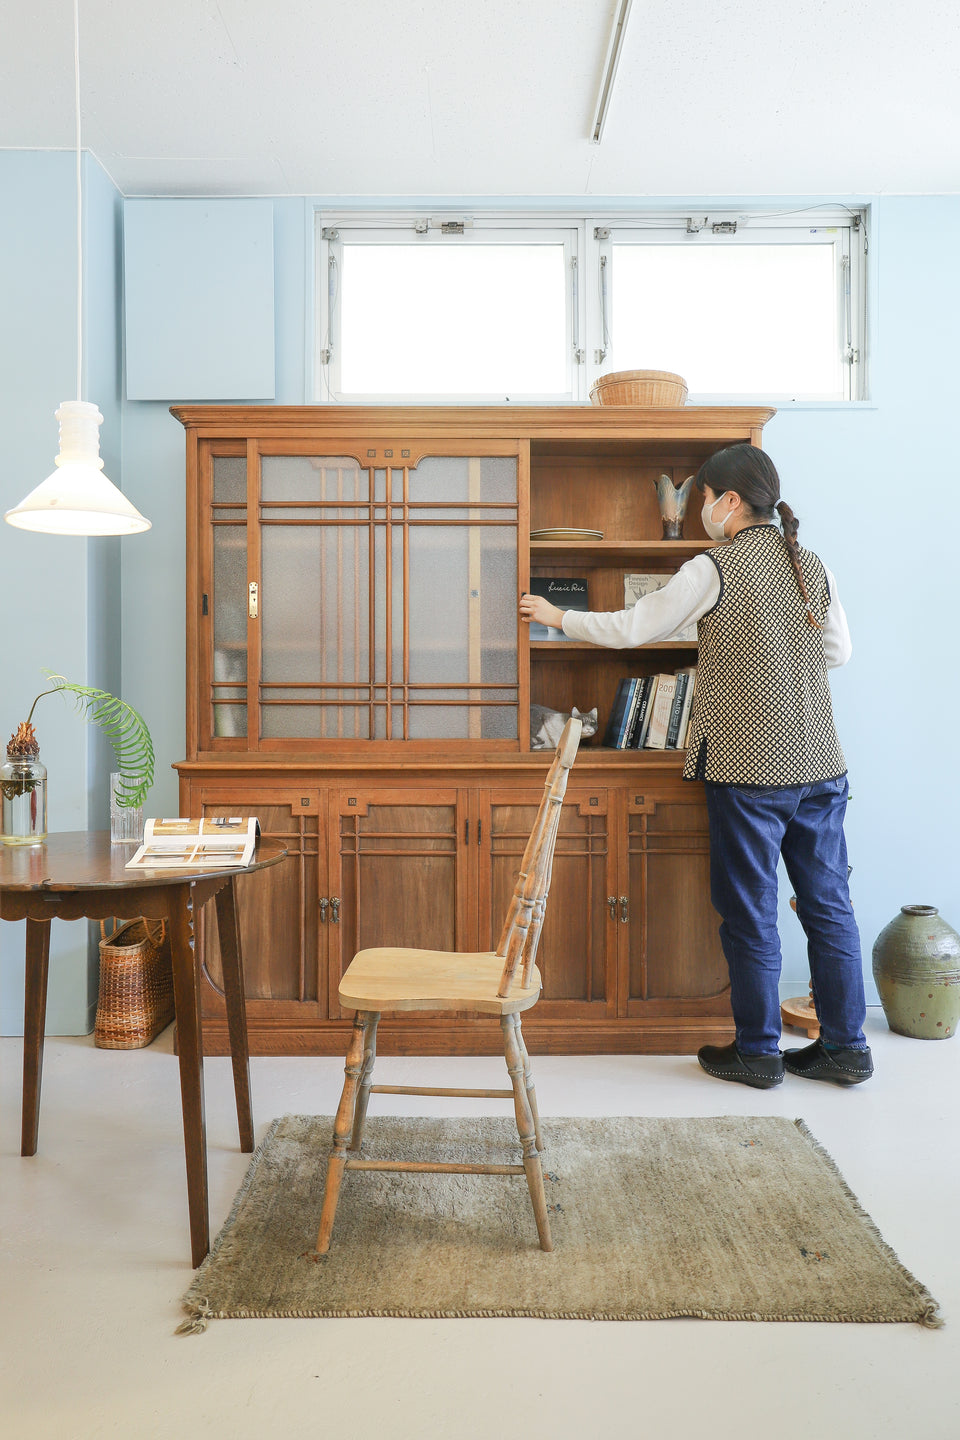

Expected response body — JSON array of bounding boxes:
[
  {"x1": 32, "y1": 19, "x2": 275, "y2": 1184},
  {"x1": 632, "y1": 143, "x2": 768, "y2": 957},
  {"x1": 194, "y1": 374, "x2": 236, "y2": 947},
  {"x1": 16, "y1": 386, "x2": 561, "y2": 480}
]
[{"x1": 2, "y1": 0, "x2": 959, "y2": 197}]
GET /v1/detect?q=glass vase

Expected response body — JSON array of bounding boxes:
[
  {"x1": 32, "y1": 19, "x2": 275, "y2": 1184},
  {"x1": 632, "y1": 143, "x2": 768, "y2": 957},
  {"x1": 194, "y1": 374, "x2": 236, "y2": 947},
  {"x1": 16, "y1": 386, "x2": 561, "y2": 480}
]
[
  {"x1": 110, "y1": 772, "x2": 144, "y2": 844},
  {"x1": 1, "y1": 747, "x2": 48, "y2": 846}
]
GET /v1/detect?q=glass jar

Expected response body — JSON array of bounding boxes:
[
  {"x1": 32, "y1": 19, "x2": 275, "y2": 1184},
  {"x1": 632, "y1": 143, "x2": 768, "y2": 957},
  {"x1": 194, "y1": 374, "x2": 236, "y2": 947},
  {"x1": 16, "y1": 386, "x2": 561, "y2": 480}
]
[{"x1": 1, "y1": 745, "x2": 48, "y2": 845}]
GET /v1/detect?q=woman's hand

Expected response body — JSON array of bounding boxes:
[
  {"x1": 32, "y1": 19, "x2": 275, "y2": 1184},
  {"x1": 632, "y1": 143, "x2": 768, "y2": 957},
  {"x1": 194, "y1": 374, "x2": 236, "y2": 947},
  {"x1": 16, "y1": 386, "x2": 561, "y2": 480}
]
[{"x1": 519, "y1": 593, "x2": 565, "y2": 630}]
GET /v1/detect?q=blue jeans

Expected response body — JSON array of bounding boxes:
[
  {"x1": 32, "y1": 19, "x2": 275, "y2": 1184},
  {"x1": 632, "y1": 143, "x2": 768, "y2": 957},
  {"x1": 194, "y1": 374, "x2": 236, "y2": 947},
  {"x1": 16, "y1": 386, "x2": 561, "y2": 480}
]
[{"x1": 704, "y1": 776, "x2": 867, "y2": 1056}]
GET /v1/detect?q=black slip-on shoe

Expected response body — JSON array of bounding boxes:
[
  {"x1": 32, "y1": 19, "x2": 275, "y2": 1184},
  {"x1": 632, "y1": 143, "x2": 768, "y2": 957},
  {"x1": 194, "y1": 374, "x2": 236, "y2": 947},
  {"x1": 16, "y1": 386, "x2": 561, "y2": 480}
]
[
  {"x1": 783, "y1": 1037, "x2": 874, "y2": 1086},
  {"x1": 697, "y1": 1041, "x2": 784, "y2": 1089}
]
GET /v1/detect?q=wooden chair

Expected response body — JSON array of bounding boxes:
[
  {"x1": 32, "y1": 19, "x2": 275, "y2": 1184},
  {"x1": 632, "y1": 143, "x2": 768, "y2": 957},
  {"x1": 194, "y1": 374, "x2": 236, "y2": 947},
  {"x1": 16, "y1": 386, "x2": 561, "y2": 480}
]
[{"x1": 312, "y1": 716, "x2": 582, "y2": 1257}]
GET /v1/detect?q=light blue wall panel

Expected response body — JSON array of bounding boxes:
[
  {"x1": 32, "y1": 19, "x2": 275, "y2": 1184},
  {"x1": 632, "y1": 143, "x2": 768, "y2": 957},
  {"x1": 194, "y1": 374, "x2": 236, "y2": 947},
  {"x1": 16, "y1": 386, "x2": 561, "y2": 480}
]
[
  {"x1": 123, "y1": 199, "x2": 275, "y2": 400},
  {"x1": 119, "y1": 201, "x2": 307, "y2": 818},
  {"x1": 0, "y1": 151, "x2": 123, "y2": 1034}
]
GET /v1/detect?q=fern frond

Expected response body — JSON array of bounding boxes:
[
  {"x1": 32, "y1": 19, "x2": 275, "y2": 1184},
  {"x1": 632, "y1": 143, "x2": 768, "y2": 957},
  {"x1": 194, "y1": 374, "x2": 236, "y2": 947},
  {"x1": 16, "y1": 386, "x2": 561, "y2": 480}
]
[{"x1": 41, "y1": 671, "x2": 154, "y2": 807}]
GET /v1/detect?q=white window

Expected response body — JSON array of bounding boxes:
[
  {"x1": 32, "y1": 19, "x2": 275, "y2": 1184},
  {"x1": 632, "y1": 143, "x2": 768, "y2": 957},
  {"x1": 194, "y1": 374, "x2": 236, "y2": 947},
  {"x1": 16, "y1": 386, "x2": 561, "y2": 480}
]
[
  {"x1": 315, "y1": 208, "x2": 868, "y2": 404},
  {"x1": 596, "y1": 210, "x2": 867, "y2": 402},
  {"x1": 317, "y1": 218, "x2": 580, "y2": 403}
]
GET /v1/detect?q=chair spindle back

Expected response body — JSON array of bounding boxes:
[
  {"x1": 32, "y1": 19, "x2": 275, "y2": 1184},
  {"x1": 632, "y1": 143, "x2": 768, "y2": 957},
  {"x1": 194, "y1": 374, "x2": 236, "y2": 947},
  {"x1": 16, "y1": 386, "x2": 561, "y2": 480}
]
[{"x1": 496, "y1": 716, "x2": 582, "y2": 997}]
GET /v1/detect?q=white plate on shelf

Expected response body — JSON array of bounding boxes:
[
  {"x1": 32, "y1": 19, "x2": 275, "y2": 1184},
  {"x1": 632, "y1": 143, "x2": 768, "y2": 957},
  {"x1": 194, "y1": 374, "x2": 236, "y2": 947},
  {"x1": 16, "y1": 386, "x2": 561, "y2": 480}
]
[{"x1": 530, "y1": 527, "x2": 604, "y2": 541}]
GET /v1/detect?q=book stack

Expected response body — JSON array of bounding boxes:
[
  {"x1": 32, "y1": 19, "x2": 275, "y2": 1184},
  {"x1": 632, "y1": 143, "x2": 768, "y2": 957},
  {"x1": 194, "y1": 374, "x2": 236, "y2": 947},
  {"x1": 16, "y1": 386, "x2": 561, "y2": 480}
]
[{"x1": 601, "y1": 667, "x2": 696, "y2": 751}]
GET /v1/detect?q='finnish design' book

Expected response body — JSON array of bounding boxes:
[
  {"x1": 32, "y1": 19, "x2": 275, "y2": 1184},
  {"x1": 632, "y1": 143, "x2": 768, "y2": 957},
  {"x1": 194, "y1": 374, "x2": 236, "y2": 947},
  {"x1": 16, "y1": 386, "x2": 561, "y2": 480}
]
[{"x1": 623, "y1": 573, "x2": 697, "y2": 643}]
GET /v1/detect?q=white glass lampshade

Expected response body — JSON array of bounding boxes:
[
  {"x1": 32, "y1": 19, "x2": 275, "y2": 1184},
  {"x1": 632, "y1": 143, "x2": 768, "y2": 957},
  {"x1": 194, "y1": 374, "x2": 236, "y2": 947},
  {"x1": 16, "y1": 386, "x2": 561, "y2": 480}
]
[{"x1": 5, "y1": 400, "x2": 150, "y2": 536}]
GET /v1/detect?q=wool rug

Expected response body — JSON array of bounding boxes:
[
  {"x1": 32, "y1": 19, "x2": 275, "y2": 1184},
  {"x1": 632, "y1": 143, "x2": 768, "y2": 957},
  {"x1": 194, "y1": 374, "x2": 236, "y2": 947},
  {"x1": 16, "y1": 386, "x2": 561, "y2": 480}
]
[{"x1": 178, "y1": 1113, "x2": 941, "y2": 1332}]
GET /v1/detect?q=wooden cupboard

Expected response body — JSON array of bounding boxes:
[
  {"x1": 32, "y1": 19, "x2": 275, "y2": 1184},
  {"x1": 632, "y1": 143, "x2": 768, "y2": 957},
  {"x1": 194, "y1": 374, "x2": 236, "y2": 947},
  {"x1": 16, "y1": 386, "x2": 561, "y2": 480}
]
[{"x1": 173, "y1": 403, "x2": 774, "y2": 1055}]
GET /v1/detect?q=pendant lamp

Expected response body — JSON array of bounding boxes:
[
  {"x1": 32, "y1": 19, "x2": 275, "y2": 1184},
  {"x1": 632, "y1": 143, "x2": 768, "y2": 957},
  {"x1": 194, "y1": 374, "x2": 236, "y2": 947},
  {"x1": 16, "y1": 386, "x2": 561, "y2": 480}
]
[{"x1": 4, "y1": 0, "x2": 150, "y2": 537}]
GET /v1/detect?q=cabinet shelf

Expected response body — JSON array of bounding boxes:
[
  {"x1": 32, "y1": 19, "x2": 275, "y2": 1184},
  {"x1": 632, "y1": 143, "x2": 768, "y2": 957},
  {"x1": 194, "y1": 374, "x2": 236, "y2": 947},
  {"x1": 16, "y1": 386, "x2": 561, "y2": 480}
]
[
  {"x1": 530, "y1": 641, "x2": 698, "y2": 652},
  {"x1": 531, "y1": 539, "x2": 714, "y2": 562}
]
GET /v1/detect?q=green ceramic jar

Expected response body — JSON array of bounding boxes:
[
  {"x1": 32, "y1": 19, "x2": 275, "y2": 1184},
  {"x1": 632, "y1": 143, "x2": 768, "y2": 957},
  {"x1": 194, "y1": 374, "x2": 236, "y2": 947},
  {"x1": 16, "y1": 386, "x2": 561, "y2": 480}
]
[{"x1": 872, "y1": 905, "x2": 960, "y2": 1039}]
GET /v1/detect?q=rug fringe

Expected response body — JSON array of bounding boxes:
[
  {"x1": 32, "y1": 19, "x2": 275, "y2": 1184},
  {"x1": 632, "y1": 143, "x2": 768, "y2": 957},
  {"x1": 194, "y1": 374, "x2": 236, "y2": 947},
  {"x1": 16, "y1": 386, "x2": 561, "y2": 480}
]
[
  {"x1": 175, "y1": 1297, "x2": 212, "y2": 1336},
  {"x1": 793, "y1": 1118, "x2": 944, "y2": 1330}
]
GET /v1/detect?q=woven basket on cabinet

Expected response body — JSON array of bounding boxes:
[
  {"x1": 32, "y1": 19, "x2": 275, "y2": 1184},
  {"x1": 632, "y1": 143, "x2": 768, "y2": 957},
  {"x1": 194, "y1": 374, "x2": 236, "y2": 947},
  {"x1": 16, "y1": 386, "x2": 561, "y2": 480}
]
[
  {"x1": 589, "y1": 369, "x2": 688, "y2": 407},
  {"x1": 95, "y1": 917, "x2": 175, "y2": 1049}
]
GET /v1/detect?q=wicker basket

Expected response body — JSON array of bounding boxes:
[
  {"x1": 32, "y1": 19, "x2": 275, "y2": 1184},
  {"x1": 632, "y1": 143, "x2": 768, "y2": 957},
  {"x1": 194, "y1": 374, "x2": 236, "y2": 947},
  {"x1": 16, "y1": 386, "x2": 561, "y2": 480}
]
[
  {"x1": 589, "y1": 369, "x2": 688, "y2": 407},
  {"x1": 95, "y1": 917, "x2": 175, "y2": 1049}
]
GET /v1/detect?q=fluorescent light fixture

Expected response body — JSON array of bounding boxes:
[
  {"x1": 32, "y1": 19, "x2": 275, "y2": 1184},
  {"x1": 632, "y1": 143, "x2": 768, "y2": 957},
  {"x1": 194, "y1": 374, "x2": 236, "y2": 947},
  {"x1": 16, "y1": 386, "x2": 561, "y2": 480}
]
[{"x1": 590, "y1": 0, "x2": 635, "y2": 145}]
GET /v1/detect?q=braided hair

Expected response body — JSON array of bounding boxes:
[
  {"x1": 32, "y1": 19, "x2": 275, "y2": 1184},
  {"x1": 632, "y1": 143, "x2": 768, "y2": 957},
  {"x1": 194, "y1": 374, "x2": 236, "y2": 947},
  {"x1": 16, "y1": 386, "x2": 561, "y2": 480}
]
[{"x1": 694, "y1": 443, "x2": 822, "y2": 629}]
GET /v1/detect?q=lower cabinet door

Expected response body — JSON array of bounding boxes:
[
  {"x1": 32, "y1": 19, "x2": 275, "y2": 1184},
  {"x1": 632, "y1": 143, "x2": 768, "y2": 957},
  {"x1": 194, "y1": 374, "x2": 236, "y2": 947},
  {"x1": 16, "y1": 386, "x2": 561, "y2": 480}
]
[
  {"x1": 194, "y1": 788, "x2": 326, "y2": 1023},
  {"x1": 623, "y1": 788, "x2": 730, "y2": 1016},
  {"x1": 479, "y1": 786, "x2": 616, "y2": 1019},
  {"x1": 328, "y1": 786, "x2": 472, "y2": 1019}
]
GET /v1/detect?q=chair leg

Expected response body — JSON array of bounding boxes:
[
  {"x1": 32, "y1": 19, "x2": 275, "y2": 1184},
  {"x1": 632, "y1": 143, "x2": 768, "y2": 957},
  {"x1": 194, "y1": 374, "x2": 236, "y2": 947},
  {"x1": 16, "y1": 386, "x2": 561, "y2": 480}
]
[
  {"x1": 514, "y1": 1014, "x2": 543, "y2": 1152},
  {"x1": 502, "y1": 1013, "x2": 553, "y2": 1252},
  {"x1": 349, "y1": 1012, "x2": 380, "y2": 1151},
  {"x1": 314, "y1": 1011, "x2": 367, "y2": 1255}
]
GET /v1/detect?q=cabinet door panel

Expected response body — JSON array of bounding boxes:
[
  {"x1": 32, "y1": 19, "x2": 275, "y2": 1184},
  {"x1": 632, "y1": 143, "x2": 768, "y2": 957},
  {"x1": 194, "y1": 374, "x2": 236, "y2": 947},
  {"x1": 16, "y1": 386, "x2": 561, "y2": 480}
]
[
  {"x1": 259, "y1": 453, "x2": 372, "y2": 740},
  {"x1": 626, "y1": 796, "x2": 729, "y2": 1003},
  {"x1": 197, "y1": 794, "x2": 323, "y2": 1005},
  {"x1": 481, "y1": 787, "x2": 614, "y2": 1011},
  {"x1": 330, "y1": 788, "x2": 469, "y2": 1017}
]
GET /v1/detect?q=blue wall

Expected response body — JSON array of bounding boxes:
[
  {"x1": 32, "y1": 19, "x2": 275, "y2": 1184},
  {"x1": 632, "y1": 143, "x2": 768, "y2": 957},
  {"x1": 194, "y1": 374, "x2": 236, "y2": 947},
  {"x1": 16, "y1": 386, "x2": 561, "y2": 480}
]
[
  {"x1": 4, "y1": 163, "x2": 959, "y2": 1028},
  {"x1": 0, "y1": 152, "x2": 122, "y2": 1033}
]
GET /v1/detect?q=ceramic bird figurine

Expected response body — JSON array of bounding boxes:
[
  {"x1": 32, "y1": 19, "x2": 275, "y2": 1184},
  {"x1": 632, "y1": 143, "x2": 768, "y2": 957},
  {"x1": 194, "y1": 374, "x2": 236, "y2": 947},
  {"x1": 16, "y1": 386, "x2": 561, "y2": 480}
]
[{"x1": 653, "y1": 473, "x2": 695, "y2": 539}]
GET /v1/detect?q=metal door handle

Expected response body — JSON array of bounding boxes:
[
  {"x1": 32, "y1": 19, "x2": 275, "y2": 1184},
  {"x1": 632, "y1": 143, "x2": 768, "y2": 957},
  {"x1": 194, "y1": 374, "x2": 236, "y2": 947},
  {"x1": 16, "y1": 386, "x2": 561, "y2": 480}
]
[
  {"x1": 319, "y1": 898, "x2": 329, "y2": 923},
  {"x1": 248, "y1": 581, "x2": 259, "y2": 618},
  {"x1": 330, "y1": 896, "x2": 341, "y2": 923},
  {"x1": 619, "y1": 896, "x2": 629, "y2": 922},
  {"x1": 607, "y1": 896, "x2": 617, "y2": 921}
]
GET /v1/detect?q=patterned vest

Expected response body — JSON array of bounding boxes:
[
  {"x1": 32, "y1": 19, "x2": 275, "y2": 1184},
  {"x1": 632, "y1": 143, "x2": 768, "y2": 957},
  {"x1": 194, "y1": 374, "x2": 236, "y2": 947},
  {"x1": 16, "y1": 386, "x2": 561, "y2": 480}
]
[{"x1": 682, "y1": 525, "x2": 847, "y2": 787}]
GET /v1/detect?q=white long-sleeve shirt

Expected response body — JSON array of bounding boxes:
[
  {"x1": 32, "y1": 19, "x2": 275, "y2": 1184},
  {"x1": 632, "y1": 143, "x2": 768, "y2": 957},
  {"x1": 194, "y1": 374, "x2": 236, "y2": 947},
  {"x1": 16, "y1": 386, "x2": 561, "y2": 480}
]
[{"x1": 560, "y1": 543, "x2": 852, "y2": 668}]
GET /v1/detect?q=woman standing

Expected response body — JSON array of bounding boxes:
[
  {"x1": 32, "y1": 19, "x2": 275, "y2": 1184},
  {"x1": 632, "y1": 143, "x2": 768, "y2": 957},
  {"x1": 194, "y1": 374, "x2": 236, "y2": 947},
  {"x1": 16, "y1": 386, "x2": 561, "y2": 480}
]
[{"x1": 519, "y1": 443, "x2": 872, "y2": 1089}]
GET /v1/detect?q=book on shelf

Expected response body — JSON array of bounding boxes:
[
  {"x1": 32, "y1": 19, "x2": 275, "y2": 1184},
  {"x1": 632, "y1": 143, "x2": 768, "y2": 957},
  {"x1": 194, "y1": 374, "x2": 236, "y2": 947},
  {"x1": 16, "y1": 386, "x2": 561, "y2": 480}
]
[
  {"x1": 643, "y1": 674, "x2": 678, "y2": 749},
  {"x1": 673, "y1": 665, "x2": 697, "y2": 750},
  {"x1": 126, "y1": 816, "x2": 261, "y2": 870},
  {"x1": 602, "y1": 678, "x2": 635, "y2": 748},
  {"x1": 601, "y1": 666, "x2": 696, "y2": 751},
  {"x1": 626, "y1": 674, "x2": 658, "y2": 749},
  {"x1": 528, "y1": 576, "x2": 588, "y2": 641},
  {"x1": 623, "y1": 573, "x2": 697, "y2": 643}
]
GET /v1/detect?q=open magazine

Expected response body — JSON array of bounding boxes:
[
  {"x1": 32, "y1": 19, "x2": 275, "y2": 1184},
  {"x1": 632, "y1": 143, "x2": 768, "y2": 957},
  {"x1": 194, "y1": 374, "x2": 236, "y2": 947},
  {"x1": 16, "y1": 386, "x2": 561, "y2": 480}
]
[{"x1": 125, "y1": 817, "x2": 261, "y2": 870}]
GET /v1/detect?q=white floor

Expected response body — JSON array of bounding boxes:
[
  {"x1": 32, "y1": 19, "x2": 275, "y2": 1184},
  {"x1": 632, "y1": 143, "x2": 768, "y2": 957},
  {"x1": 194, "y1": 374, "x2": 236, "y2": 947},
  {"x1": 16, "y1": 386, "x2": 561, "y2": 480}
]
[{"x1": 1, "y1": 1013, "x2": 958, "y2": 1440}]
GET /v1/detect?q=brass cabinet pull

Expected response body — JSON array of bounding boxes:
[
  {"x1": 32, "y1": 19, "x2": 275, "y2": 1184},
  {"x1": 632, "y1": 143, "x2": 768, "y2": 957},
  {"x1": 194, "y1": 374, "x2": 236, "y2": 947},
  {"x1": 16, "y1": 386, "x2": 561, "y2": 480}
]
[
  {"x1": 607, "y1": 896, "x2": 617, "y2": 921},
  {"x1": 330, "y1": 896, "x2": 341, "y2": 923},
  {"x1": 248, "y1": 581, "x2": 259, "y2": 618},
  {"x1": 619, "y1": 896, "x2": 629, "y2": 922},
  {"x1": 319, "y1": 898, "x2": 328, "y2": 923}
]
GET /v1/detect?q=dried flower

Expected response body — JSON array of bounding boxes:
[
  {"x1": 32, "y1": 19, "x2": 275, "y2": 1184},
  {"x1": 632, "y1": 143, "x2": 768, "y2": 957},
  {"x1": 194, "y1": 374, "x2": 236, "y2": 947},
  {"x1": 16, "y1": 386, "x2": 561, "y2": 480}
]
[{"x1": 6, "y1": 720, "x2": 40, "y2": 759}]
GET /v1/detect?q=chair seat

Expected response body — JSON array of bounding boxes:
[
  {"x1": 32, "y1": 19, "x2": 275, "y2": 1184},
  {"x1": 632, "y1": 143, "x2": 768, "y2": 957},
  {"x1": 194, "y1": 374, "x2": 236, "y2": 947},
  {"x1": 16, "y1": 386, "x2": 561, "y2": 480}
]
[{"x1": 338, "y1": 948, "x2": 542, "y2": 1015}]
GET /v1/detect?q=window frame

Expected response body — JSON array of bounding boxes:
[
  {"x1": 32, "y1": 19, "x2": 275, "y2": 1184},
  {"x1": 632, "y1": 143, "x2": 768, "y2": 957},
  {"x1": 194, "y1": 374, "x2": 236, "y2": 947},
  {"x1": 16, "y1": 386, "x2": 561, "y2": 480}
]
[
  {"x1": 313, "y1": 206, "x2": 869, "y2": 406},
  {"x1": 315, "y1": 213, "x2": 583, "y2": 405}
]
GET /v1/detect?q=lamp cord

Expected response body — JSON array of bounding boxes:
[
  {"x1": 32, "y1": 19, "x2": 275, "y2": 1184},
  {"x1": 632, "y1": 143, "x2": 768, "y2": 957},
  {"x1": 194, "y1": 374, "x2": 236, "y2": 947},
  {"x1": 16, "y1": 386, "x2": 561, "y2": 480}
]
[{"x1": 74, "y1": 0, "x2": 83, "y2": 403}]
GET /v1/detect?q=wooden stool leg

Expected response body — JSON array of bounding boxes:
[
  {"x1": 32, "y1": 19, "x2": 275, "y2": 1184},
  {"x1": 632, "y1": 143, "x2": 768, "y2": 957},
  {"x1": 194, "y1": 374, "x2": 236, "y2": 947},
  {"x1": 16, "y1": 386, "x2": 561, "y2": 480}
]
[
  {"x1": 349, "y1": 1012, "x2": 380, "y2": 1151},
  {"x1": 514, "y1": 1015, "x2": 543, "y2": 1152},
  {"x1": 215, "y1": 877, "x2": 254, "y2": 1152},
  {"x1": 502, "y1": 1013, "x2": 553, "y2": 1252},
  {"x1": 314, "y1": 1012, "x2": 366, "y2": 1255},
  {"x1": 21, "y1": 918, "x2": 52, "y2": 1157}
]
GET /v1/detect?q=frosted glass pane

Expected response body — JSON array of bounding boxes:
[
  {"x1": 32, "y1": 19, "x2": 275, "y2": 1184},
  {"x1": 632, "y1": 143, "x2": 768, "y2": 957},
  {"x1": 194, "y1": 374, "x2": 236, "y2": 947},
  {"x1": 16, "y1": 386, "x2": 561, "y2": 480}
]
[
  {"x1": 340, "y1": 245, "x2": 567, "y2": 395},
  {"x1": 261, "y1": 455, "x2": 367, "y2": 504},
  {"x1": 213, "y1": 522, "x2": 247, "y2": 737},
  {"x1": 261, "y1": 518, "x2": 369, "y2": 739},
  {"x1": 408, "y1": 455, "x2": 518, "y2": 505},
  {"x1": 213, "y1": 456, "x2": 246, "y2": 503},
  {"x1": 608, "y1": 243, "x2": 841, "y2": 397}
]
